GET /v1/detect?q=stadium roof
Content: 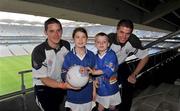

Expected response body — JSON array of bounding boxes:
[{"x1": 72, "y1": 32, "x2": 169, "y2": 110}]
[
  {"x1": 0, "y1": 0, "x2": 180, "y2": 49},
  {"x1": 0, "y1": 11, "x2": 100, "y2": 27},
  {"x1": 0, "y1": 0, "x2": 180, "y2": 32}
]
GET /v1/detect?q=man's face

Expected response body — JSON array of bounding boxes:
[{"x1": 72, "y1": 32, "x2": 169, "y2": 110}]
[
  {"x1": 116, "y1": 26, "x2": 132, "y2": 44},
  {"x1": 45, "y1": 23, "x2": 62, "y2": 46}
]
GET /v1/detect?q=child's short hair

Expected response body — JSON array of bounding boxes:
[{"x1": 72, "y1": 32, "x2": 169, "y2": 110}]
[
  {"x1": 72, "y1": 27, "x2": 88, "y2": 39},
  {"x1": 95, "y1": 32, "x2": 109, "y2": 41}
]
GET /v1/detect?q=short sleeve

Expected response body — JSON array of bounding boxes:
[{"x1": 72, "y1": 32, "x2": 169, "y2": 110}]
[{"x1": 31, "y1": 45, "x2": 48, "y2": 78}]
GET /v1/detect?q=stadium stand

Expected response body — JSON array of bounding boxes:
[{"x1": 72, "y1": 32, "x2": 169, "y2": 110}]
[
  {"x1": 0, "y1": 24, "x2": 43, "y2": 36},
  {"x1": 0, "y1": 23, "x2": 46, "y2": 57},
  {"x1": 0, "y1": 23, "x2": 166, "y2": 58},
  {"x1": 0, "y1": 24, "x2": 111, "y2": 57},
  {"x1": 0, "y1": 45, "x2": 12, "y2": 57},
  {"x1": 8, "y1": 45, "x2": 28, "y2": 56},
  {"x1": 22, "y1": 44, "x2": 38, "y2": 54}
]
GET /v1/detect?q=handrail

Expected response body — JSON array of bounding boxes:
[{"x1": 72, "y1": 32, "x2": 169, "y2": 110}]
[
  {"x1": 18, "y1": 69, "x2": 32, "y2": 111},
  {"x1": 143, "y1": 29, "x2": 180, "y2": 49},
  {"x1": 18, "y1": 70, "x2": 32, "y2": 94},
  {"x1": 18, "y1": 70, "x2": 32, "y2": 74},
  {"x1": 137, "y1": 52, "x2": 180, "y2": 78}
]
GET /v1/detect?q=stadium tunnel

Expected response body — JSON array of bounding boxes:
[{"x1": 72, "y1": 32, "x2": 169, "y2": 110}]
[{"x1": 0, "y1": 0, "x2": 180, "y2": 111}]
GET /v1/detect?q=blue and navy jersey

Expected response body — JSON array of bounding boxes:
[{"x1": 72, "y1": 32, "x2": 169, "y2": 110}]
[
  {"x1": 62, "y1": 47, "x2": 95, "y2": 104},
  {"x1": 95, "y1": 49, "x2": 119, "y2": 96}
]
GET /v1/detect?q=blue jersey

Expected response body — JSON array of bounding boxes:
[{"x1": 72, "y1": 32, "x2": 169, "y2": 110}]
[
  {"x1": 95, "y1": 49, "x2": 119, "y2": 96},
  {"x1": 62, "y1": 47, "x2": 95, "y2": 104}
]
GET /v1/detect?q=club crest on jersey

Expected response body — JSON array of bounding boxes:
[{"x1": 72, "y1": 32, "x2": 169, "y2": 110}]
[
  {"x1": 109, "y1": 75, "x2": 117, "y2": 84},
  {"x1": 47, "y1": 59, "x2": 53, "y2": 67},
  {"x1": 105, "y1": 62, "x2": 114, "y2": 71},
  {"x1": 125, "y1": 49, "x2": 129, "y2": 55}
]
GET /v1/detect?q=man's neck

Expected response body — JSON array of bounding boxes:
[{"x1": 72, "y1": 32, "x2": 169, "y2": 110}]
[{"x1": 48, "y1": 41, "x2": 59, "y2": 49}]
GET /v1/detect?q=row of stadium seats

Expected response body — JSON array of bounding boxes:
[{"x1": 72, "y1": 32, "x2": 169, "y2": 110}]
[
  {"x1": 0, "y1": 23, "x2": 167, "y2": 38},
  {"x1": 0, "y1": 24, "x2": 43, "y2": 36},
  {"x1": 0, "y1": 44, "x2": 96, "y2": 57},
  {"x1": 0, "y1": 44, "x2": 36, "y2": 57}
]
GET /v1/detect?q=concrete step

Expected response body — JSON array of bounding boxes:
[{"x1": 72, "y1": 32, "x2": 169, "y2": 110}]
[
  {"x1": 131, "y1": 83, "x2": 180, "y2": 111},
  {"x1": 155, "y1": 101, "x2": 180, "y2": 111}
]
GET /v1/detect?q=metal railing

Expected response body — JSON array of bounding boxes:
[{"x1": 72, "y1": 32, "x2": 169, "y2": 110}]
[{"x1": 18, "y1": 69, "x2": 32, "y2": 111}]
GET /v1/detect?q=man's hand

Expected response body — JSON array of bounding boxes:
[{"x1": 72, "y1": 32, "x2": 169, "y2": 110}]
[{"x1": 127, "y1": 74, "x2": 136, "y2": 84}]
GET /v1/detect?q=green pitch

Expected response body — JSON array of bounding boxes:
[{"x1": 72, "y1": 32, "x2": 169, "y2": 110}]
[{"x1": 0, "y1": 55, "x2": 32, "y2": 96}]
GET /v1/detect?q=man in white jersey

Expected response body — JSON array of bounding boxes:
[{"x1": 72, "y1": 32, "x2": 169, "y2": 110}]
[
  {"x1": 108, "y1": 19, "x2": 149, "y2": 111},
  {"x1": 32, "y1": 18, "x2": 76, "y2": 111}
]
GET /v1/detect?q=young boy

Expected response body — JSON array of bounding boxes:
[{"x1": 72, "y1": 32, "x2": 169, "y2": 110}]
[
  {"x1": 61, "y1": 27, "x2": 96, "y2": 111},
  {"x1": 94, "y1": 32, "x2": 121, "y2": 111}
]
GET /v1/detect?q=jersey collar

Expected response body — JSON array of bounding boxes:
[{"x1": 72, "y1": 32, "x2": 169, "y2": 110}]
[{"x1": 45, "y1": 39, "x2": 64, "y2": 53}]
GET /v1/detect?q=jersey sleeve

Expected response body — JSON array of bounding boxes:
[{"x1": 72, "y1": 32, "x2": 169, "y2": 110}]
[
  {"x1": 61, "y1": 39, "x2": 71, "y2": 51},
  {"x1": 128, "y1": 34, "x2": 149, "y2": 59},
  {"x1": 129, "y1": 34, "x2": 144, "y2": 49},
  {"x1": 107, "y1": 33, "x2": 117, "y2": 46},
  {"x1": 135, "y1": 49, "x2": 149, "y2": 59},
  {"x1": 31, "y1": 45, "x2": 48, "y2": 78},
  {"x1": 61, "y1": 53, "x2": 71, "y2": 81}
]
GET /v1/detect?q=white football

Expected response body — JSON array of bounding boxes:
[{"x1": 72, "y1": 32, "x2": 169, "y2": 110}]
[{"x1": 66, "y1": 65, "x2": 89, "y2": 88}]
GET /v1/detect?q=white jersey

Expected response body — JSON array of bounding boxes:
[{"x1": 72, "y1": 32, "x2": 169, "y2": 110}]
[
  {"x1": 32, "y1": 40, "x2": 70, "y2": 86},
  {"x1": 110, "y1": 41, "x2": 148, "y2": 64},
  {"x1": 108, "y1": 33, "x2": 148, "y2": 64}
]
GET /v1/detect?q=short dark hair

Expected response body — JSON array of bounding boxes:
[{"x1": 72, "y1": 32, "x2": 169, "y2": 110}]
[
  {"x1": 95, "y1": 32, "x2": 109, "y2": 41},
  {"x1": 117, "y1": 19, "x2": 134, "y2": 32},
  {"x1": 72, "y1": 27, "x2": 88, "y2": 38},
  {"x1": 44, "y1": 17, "x2": 62, "y2": 31},
  {"x1": 95, "y1": 32, "x2": 108, "y2": 37}
]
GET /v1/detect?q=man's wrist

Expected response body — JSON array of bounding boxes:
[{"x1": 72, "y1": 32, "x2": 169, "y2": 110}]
[
  {"x1": 59, "y1": 82, "x2": 67, "y2": 89},
  {"x1": 131, "y1": 73, "x2": 137, "y2": 78}
]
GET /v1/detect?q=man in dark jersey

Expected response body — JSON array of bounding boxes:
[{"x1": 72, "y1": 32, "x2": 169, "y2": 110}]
[
  {"x1": 32, "y1": 18, "x2": 76, "y2": 111},
  {"x1": 108, "y1": 19, "x2": 149, "y2": 111}
]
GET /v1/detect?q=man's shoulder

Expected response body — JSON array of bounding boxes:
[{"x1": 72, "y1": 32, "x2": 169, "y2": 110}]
[
  {"x1": 60, "y1": 39, "x2": 69, "y2": 44},
  {"x1": 60, "y1": 39, "x2": 70, "y2": 50},
  {"x1": 107, "y1": 33, "x2": 118, "y2": 45},
  {"x1": 128, "y1": 34, "x2": 144, "y2": 49},
  {"x1": 33, "y1": 42, "x2": 46, "y2": 53},
  {"x1": 107, "y1": 33, "x2": 144, "y2": 49},
  {"x1": 31, "y1": 42, "x2": 46, "y2": 65},
  {"x1": 60, "y1": 39, "x2": 70, "y2": 46}
]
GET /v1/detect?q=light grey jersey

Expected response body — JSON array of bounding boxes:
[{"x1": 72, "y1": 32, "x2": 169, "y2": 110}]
[
  {"x1": 110, "y1": 41, "x2": 148, "y2": 64},
  {"x1": 32, "y1": 40, "x2": 70, "y2": 86}
]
